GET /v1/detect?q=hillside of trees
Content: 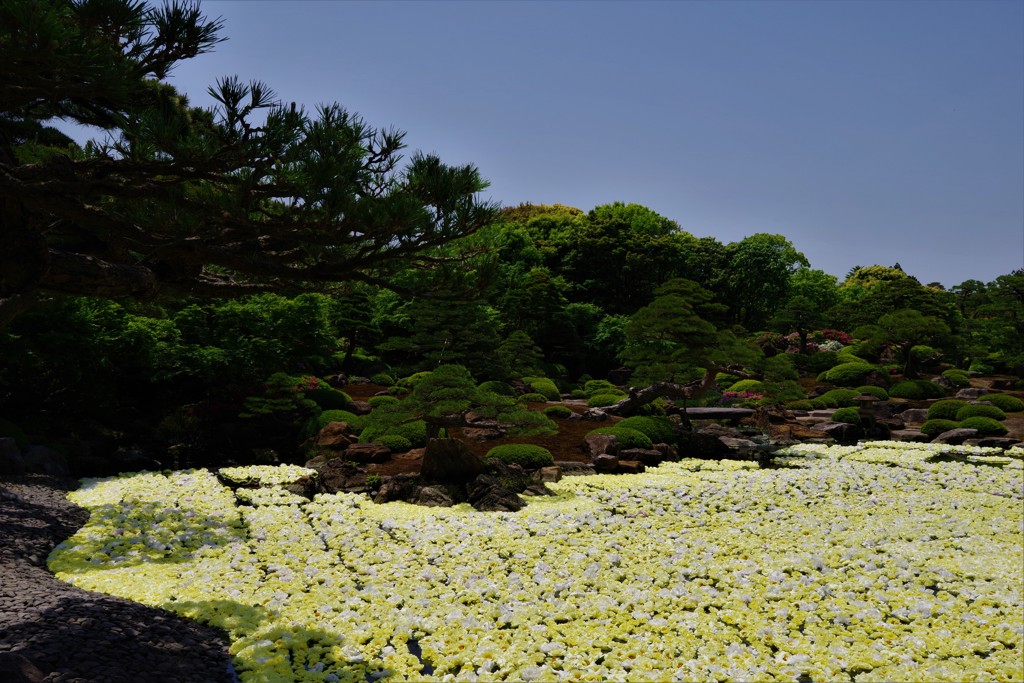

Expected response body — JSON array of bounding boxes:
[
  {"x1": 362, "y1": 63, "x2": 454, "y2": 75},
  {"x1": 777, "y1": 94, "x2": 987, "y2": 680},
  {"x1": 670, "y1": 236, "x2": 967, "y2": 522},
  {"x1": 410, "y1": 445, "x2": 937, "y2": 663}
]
[{"x1": 2, "y1": 0, "x2": 1022, "y2": 473}]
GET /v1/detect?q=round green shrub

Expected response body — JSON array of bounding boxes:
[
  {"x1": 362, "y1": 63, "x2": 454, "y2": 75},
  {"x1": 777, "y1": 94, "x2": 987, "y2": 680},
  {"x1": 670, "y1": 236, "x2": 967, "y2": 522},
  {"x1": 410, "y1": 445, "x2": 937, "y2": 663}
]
[
  {"x1": 786, "y1": 400, "x2": 814, "y2": 411},
  {"x1": 359, "y1": 417, "x2": 427, "y2": 448},
  {"x1": 727, "y1": 379, "x2": 765, "y2": 394},
  {"x1": 822, "y1": 362, "x2": 880, "y2": 388},
  {"x1": 301, "y1": 409, "x2": 362, "y2": 438},
  {"x1": 771, "y1": 380, "x2": 807, "y2": 403},
  {"x1": 371, "y1": 434, "x2": 412, "y2": 452},
  {"x1": 543, "y1": 405, "x2": 573, "y2": 419},
  {"x1": 485, "y1": 444, "x2": 554, "y2": 469},
  {"x1": 369, "y1": 372, "x2": 395, "y2": 386},
  {"x1": 587, "y1": 393, "x2": 625, "y2": 408},
  {"x1": 968, "y1": 362, "x2": 994, "y2": 374},
  {"x1": 387, "y1": 385, "x2": 409, "y2": 396},
  {"x1": 957, "y1": 416, "x2": 1008, "y2": 436},
  {"x1": 367, "y1": 395, "x2": 400, "y2": 409},
  {"x1": 805, "y1": 351, "x2": 840, "y2": 375},
  {"x1": 570, "y1": 389, "x2": 587, "y2": 399},
  {"x1": 583, "y1": 379, "x2": 620, "y2": 397},
  {"x1": 955, "y1": 404, "x2": 1006, "y2": 421},
  {"x1": 855, "y1": 385, "x2": 889, "y2": 400},
  {"x1": 304, "y1": 387, "x2": 352, "y2": 410},
  {"x1": 522, "y1": 377, "x2": 560, "y2": 401},
  {"x1": 978, "y1": 393, "x2": 1024, "y2": 413},
  {"x1": 927, "y1": 400, "x2": 967, "y2": 421},
  {"x1": 519, "y1": 392, "x2": 550, "y2": 403},
  {"x1": 399, "y1": 371, "x2": 433, "y2": 389},
  {"x1": 889, "y1": 380, "x2": 946, "y2": 400},
  {"x1": 616, "y1": 416, "x2": 677, "y2": 444},
  {"x1": 940, "y1": 369, "x2": 970, "y2": 388},
  {"x1": 832, "y1": 407, "x2": 862, "y2": 424},
  {"x1": 818, "y1": 389, "x2": 860, "y2": 408},
  {"x1": 478, "y1": 380, "x2": 516, "y2": 396},
  {"x1": 809, "y1": 399, "x2": 829, "y2": 410},
  {"x1": 586, "y1": 426, "x2": 653, "y2": 450},
  {"x1": 920, "y1": 419, "x2": 960, "y2": 438},
  {"x1": 714, "y1": 372, "x2": 740, "y2": 387}
]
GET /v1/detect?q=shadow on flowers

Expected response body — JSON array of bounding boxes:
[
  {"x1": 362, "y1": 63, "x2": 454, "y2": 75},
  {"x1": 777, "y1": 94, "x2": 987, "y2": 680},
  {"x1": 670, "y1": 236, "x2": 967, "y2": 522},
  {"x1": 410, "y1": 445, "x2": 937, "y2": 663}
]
[{"x1": 48, "y1": 499, "x2": 246, "y2": 576}]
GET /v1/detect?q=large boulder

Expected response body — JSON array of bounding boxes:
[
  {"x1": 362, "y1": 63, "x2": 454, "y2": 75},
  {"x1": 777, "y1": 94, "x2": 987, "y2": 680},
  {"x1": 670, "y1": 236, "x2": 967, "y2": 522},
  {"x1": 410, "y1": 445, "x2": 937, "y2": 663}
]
[
  {"x1": 316, "y1": 458, "x2": 363, "y2": 493},
  {"x1": 931, "y1": 428, "x2": 978, "y2": 445},
  {"x1": 467, "y1": 474, "x2": 525, "y2": 512},
  {"x1": 344, "y1": 442, "x2": 392, "y2": 464},
  {"x1": 620, "y1": 448, "x2": 664, "y2": 466},
  {"x1": 409, "y1": 484, "x2": 456, "y2": 508},
  {"x1": 676, "y1": 431, "x2": 733, "y2": 460},
  {"x1": 420, "y1": 439, "x2": 486, "y2": 483},
  {"x1": 593, "y1": 454, "x2": 619, "y2": 472},
  {"x1": 810, "y1": 421, "x2": 862, "y2": 442},
  {"x1": 955, "y1": 388, "x2": 988, "y2": 399},
  {"x1": 312, "y1": 422, "x2": 356, "y2": 451},
  {"x1": 897, "y1": 408, "x2": 930, "y2": 424},
  {"x1": 584, "y1": 433, "x2": 619, "y2": 458}
]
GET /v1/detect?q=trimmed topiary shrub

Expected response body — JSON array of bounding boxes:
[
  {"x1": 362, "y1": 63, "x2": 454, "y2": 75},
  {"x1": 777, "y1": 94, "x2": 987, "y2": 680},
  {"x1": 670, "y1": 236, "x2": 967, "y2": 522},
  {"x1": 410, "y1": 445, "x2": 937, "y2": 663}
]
[
  {"x1": 371, "y1": 434, "x2": 412, "y2": 452},
  {"x1": 359, "y1": 417, "x2": 428, "y2": 448},
  {"x1": 809, "y1": 399, "x2": 829, "y2": 410},
  {"x1": 821, "y1": 362, "x2": 881, "y2": 388},
  {"x1": 522, "y1": 377, "x2": 560, "y2": 401},
  {"x1": 305, "y1": 387, "x2": 352, "y2": 410},
  {"x1": 786, "y1": 400, "x2": 814, "y2": 411},
  {"x1": 955, "y1": 404, "x2": 1006, "y2": 421},
  {"x1": 369, "y1": 372, "x2": 395, "y2": 387},
  {"x1": 616, "y1": 416, "x2": 677, "y2": 444},
  {"x1": 927, "y1": 399, "x2": 967, "y2": 421},
  {"x1": 817, "y1": 389, "x2": 860, "y2": 408},
  {"x1": 398, "y1": 371, "x2": 433, "y2": 389},
  {"x1": 889, "y1": 380, "x2": 946, "y2": 400},
  {"x1": 367, "y1": 395, "x2": 400, "y2": 409},
  {"x1": 583, "y1": 379, "x2": 620, "y2": 397},
  {"x1": 587, "y1": 426, "x2": 653, "y2": 450},
  {"x1": 485, "y1": 444, "x2": 554, "y2": 469},
  {"x1": 587, "y1": 393, "x2": 625, "y2": 408},
  {"x1": 978, "y1": 393, "x2": 1024, "y2": 413},
  {"x1": 543, "y1": 405, "x2": 573, "y2": 419},
  {"x1": 714, "y1": 372, "x2": 740, "y2": 387},
  {"x1": 832, "y1": 407, "x2": 861, "y2": 424},
  {"x1": 920, "y1": 419, "x2": 961, "y2": 438},
  {"x1": 727, "y1": 379, "x2": 765, "y2": 394},
  {"x1": 478, "y1": 380, "x2": 516, "y2": 396},
  {"x1": 519, "y1": 392, "x2": 550, "y2": 403},
  {"x1": 855, "y1": 385, "x2": 889, "y2": 400},
  {"x1": 301, "y1": 409, "x2": 363, "y2": 438},
  {"x1": 957, "y1": 416, "x2": 1008, "y2": 436},
  {"x1": 940, "y1": 369, "x2": 970, "y2": 388}
]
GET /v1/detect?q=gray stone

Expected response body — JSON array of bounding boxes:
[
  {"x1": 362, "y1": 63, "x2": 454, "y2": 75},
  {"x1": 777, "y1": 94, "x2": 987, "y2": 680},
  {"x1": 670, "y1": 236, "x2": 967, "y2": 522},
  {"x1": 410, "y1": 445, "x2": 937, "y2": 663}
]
[
  {"x1": 554, "y1": 461, "x2": 596, "y2": 476},
  {"x1": 955, "y1": 388, "x2": 988, "y2": 399},
  {"x1": 898, "y1": 408, "x2": 930, "y2": 424},
  {"x1": 652, "y1": 442, "x2": 679, "y2": 461},
  {"x1": 537, "y1": 466, "x2": 561, "y2": 483},
  {"x1": 420, "y1": 438, "x2": 485, "y2": 483},
  {"x1": 461, "y1": 427, "x2": 505, "y2": 442},
  {"x1": 618, "y1": 460, "x2": 645, "y2": 474},
  {"x1": 593, "y1": 454, "x2": 619, "y2": 472},
  {"x1": 585, "y1": 433, "x2": 619, "y2": 458},
  {"x1": 349, "y1": 400, "x2": 373, "y2": 415},
  {"x1": 620, "y1": 448, "x2": 664, "y2": 466},
  {"x1": 718, "y1": 436, "x2": 759, "y2": 450},
  {"x1": 964, "y1": 437, "x2": 1022, "y2": 448},
  {"x1": 343, "y1": 442, "x2": 392, "y2": 464},
  {"x1": 810, "y1": 421, "x2": 862, "y2": 442},
  {"x1": 889, "y1": 429, "x2": 933, "y2": 443},
  {"x1": 931, "y1": 428, "x2": 978, "y2": 445},
  {"x1": 410, "y1": 484, "x2": 456, "y2": 508}
]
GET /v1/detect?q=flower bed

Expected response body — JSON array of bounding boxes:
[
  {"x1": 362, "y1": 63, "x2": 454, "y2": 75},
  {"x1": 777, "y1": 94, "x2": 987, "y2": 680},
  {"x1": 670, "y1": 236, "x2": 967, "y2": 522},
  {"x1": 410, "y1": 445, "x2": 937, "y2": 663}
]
[{"x1": 49, "y1": 443, "x2": 1023, "y2": 682}]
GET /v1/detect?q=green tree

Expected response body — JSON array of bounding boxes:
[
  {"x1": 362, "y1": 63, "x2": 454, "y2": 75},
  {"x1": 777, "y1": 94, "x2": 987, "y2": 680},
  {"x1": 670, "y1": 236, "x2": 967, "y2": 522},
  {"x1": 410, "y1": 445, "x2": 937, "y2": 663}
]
[
  {"x1": 874, "y1": 309, "x2": 951, "y2": 378},
  {"x1": 495, "y1": 330, "x2": 545, "y2": 379},
  {"x1": 723, "y1": 234, "x2": 809, "y2": 329},
  {"x1": 0, "y1": 0, "x2": 495, "y2": 325}
]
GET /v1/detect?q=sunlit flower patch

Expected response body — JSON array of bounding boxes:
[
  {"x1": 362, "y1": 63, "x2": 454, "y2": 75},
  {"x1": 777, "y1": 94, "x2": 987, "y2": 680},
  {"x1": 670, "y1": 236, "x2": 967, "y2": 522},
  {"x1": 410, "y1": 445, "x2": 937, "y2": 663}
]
[{"x1": 50, "y1": 441, "x2": 1023, "y2": 682}]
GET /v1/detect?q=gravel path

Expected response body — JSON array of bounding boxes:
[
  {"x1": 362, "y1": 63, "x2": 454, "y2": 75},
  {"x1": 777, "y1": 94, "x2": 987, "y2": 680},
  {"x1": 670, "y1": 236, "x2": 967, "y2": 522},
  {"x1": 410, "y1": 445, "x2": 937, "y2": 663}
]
[{"x1": 0, "y1": 474, "x2": 238, "y2": 683}]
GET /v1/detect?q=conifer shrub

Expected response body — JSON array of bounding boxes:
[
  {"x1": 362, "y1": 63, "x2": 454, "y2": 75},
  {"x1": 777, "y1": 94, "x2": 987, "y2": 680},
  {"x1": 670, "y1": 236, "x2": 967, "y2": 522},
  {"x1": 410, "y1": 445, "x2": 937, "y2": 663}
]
[
  {"x1": 941, "y1": 369, "x2": 971, "y2": 388},
  {"x1": 786, "y1": 400, "x2": 814, "y2": 411},
  {"x1": 927, "y1": 400, "x2": 967, "y2": 421},
  {"x1": 305, "y1": 387, "x2": 353, "y2": 410},
  {"x1": 367, "y1": 395, "x2": 400, "y2": 409},
  {"x1": 359, "y1": 417, "x2": 427, "y2": 448},
  {"x1": 519, "y1": 392, "x2": 550, "y2": 403},
  {"x1": 821, "y1": 361, "x2": 881, "y2": 388},
  {"x1": 522, "y1": 377, "x2": 560, "y2": 401},
  {"x1": 714, "y1": 372, "x2": 740, "y2": 387},
  {"x1": 371, "y1": 434, "x2": 412, "y2": 452},
  {"x1": 978, "y1": 393, "x2": 1024, "y2": 413},
  {"x1": 370, "y1": 372, "x2": 395, "y2": 386},
  {"x1": 398, "y1": 371, "x2": 433, "y2": 389},
  {"x1": 920, "y1": 419, "x2": 960, "y2": 438},
  {"x1": 817, "y1": 389, "x2": 860, "y2": 408},
  {"x1": 727, "y1": 379, "x2": 765, "y2": 394},
  {"x1": 616, "y1": 416, "x2": 677, "y2": 444},
  {"x1": 543, "y1": 405, "x2": 573, "y2": 419},
  {"x1": 583, "y1": 379, "x2": 620, "y2": 397},
  {"x1": 586, "y1": 426, "x2": 653, "y2": 450},
  {"x1": 955, "y1": 404, "x2": 1006, "y2": 421},
  {"x1": 587, "y1": 393, "x2": 625, "y2": 408},
  {"x1": 478, "y1": 380, "x2": 516, "y2": 396},
  {"x1": 832, "y1": 407, "x2": 862, "y2": 424},
  {"x1": 485, "y1": 444, "x2": 554, "y2": 469},
  {"x1": 855, "y1": 385, "x2": 889, "y2": 400},
  {"x1": 957, "y1": 416, "x2": 1008, "y2": 436},
  {"x1": 889, "y1": 380, "x2": 945, "y2": 400}
]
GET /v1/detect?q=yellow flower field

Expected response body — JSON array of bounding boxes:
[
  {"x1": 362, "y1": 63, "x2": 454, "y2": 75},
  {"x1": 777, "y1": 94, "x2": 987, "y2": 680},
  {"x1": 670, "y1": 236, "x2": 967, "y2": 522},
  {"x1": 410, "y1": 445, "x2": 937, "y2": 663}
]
[{"x1": 49, "y1": 441, "x2": 1023, "y2": 682}]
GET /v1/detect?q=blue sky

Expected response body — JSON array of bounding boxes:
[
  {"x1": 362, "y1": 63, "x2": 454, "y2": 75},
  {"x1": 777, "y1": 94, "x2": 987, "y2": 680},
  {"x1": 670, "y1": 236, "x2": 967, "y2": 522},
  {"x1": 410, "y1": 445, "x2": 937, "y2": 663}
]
[{"x1": 79, "y1": 0, "x2": 1024, "y2": 287}]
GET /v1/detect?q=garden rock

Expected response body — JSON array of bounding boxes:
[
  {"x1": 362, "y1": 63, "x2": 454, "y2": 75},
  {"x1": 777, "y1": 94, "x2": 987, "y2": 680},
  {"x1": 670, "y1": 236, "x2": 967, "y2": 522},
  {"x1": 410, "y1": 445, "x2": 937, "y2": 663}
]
[
  {"x1": 467, "y1": 474, "x2": 526, "y2": 512},
  {"x1": 554, "y1": 461, "x2": 595, "y2": 476},
  {"x1": 965, "y1": 436, "x2": 1022, "y2": 448},
  {"x1": 420, "y1": 439, "x2": 485, "y2": 483},
  {"x1": 811, "y1": 421, "x2": 861, "y2": 442},
  {"x1": 593, "y1": 454, "x2": 619, "y2": 472},
  {"x1": 282, "y1": 475, "x2": 321, "y2": 500},
  {"x1": 582, "y1": 408, "x2": 610, "y2": 421},
  {"x1": 676, "y1": 431, "x2": 733, "y2": 460},
  {"x1": 316, "y1": 458, "x2": 363, "y2": 493},
  {"x1": 372, "y1": 474, "x2": 417, "y2": 504},
  {"x1": 890, "y1": 429, "x2": 932, "y2": 443},
  {"x1": 537, "y1": 466, "x2": 561, "y2": 483},
  {"x1": 585, "y1": 433, "x2": 619, "y2": 458},
  {"x1": 718, "y1": 436, "x2": 759, "y2": 450},
  {"x1": 313, "y1": 422, "x2": 356, "y2": 451},
  {"x1": 0, "y1": 438, "x2": 25, "y2": 475},
  {"x1": 617, "y1": 460, "x2": 645, "y2": 474},
  {"x1": 409, "y1": 484, "x2": 456, "y2": 508},
  {"x1": 955, "y1": 388, "x2": 988, "y2": 399},
  {"x1": 652, "y1": 443, "x2": 679, "y2": 461},
  {"x1": 462, "y1": 427, "x2": 505, "y2": 442},
  {"x1": 22, "y1": 446, "x2": 70, "y2": 477},
  {"x1": 931, "y1": 428, "x2": 978, "y2": 445},
  {"x1": 344, "y1": 442, "x2": 392, "y2": 464},
  {"x1": 349, "y1": 400, "x2": 373, "y2": 415},
  {"x1": 620, "y1": 448, "x2": 663, "y2": 466},
  {"x1": 897, "y1": 409, "x2": 930, "y2": 424}
]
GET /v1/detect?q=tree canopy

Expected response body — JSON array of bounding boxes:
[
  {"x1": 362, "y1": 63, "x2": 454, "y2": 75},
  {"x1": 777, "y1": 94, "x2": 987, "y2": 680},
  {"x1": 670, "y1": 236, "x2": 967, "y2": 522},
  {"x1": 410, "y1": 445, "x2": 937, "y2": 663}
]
[{"x1": 0, "y1": 0, "x2": 496, "y2": 325}]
